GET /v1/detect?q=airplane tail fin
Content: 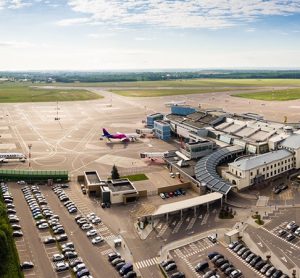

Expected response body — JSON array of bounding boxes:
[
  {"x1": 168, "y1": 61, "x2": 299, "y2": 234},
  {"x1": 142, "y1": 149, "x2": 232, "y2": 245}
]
[{"x1": 102, "y1": 128, "x2": 111, "y2": 137}]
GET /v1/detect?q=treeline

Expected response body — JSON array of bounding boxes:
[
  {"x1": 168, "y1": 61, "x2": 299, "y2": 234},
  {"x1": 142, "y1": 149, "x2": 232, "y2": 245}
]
[
  {"x1": 0, "y1": 192, "x2": 23, "y2": 278},
  {"x1": 1, "y1": 70, "x2": 300, "y2": 83}
]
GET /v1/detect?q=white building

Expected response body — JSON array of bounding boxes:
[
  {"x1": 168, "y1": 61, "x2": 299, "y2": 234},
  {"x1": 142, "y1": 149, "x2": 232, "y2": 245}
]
[
  {"x1": 224, "y1": 149, "x2": 294, "y2": 189},
  {"x1": 279, "y1": 134, "x2": 300, "y2": 169}
]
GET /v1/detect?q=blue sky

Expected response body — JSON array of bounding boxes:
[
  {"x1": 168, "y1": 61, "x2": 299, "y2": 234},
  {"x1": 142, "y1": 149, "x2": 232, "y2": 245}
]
[{"x1": 1, "y1": 0, "x2": 300, "y2": 70}]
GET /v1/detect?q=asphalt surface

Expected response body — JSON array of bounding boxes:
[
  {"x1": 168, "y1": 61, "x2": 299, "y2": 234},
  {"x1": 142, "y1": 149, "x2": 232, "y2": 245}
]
[
  {"x1": 170, "y1": 239, "x2": 262, "y2": 278},
  {"x1": 40, "y1": 185, "x2": 120, "y2": 278},
  {"x1": 9, "y1": 183, "x2": 61, "y2": 278}
]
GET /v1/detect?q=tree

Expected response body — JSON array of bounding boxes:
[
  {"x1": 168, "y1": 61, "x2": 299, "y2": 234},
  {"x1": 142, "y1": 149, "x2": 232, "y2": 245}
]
[{"x1": 111, "y1": 165, "x2": 120, "y2": 180}]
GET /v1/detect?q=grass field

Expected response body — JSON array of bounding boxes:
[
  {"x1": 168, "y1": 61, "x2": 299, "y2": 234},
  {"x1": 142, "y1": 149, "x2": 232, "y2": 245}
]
[
  {"x1": 0, "y1": 82, "x2": 102, "y2": 103},
  {"x1": 121, "y1": 173, "x2": 148, "y2": 182},
  {"x1": 110, "y1": 88, "x2": 237, "y2": 97},
  {"x1": 0, "y1": 192, "x2": 23, "y2": 278},
  {"x1": 233, "y1": 88, "x2": 300, "y2": 101},
  {"x1": 49, "y1": 78, "x2": 300, "y2": 88}
]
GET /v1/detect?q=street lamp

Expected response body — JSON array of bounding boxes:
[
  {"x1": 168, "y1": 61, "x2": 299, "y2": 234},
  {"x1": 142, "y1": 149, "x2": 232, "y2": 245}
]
[{"x1": 28, "y1": 144, "x2": 32, "y2": 168}]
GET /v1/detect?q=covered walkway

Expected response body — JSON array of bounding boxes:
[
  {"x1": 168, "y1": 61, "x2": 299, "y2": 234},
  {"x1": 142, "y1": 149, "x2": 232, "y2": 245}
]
[
  {"x1": 194, "y1": 146, "x2": 243, "y2": 195},
  {"x1": 149, "y1": 192, "x2": 223, "y2": 223}
]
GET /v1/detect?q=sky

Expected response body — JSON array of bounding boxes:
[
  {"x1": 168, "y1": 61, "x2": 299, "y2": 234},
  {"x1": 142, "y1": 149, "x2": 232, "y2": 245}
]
[{"x1": 1, "y1": 0, "x2": 300, "y2": 70}]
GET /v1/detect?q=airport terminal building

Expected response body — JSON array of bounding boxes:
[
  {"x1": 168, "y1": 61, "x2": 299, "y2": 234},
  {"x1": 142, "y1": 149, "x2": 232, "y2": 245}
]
[{"x1": 157, "y1": 106, "x2": 300, "y2": 194}]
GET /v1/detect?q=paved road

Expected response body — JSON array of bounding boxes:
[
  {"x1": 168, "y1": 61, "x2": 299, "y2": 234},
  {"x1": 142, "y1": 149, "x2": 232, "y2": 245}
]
[{"x1": 247, "y1": 225, "x2": 300, "y2": 272}]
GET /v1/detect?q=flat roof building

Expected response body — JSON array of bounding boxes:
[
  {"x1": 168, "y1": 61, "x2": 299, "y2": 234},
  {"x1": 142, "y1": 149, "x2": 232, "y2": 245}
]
[{"x1": 225, "y1": 149, "x2": 294, "y2": 189}]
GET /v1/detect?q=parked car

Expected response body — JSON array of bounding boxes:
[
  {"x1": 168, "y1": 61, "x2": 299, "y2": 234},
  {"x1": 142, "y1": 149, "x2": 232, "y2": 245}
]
[
  {"x1": 43, "y1": 237, "x2": 56, "y2": 244},
  {"x1": 11, "y1": 224, "x2": 22, "y2": 230},
  {"x1": 20, "y1": 261, "x2": 34, "y2": 270},
  {"x1": 86, "y1": 229, "x2": 98, "y2": 237},
  {"x1": 91, "y1": 236, "x2": 104, "y2": 245},
  {"x1": 124, "y1": 271, "x2": 137, "y2": 278},
  {"x1": 161, "y1": 259, "x2": 175, "y2": 268},
  {"x1": 52, "y1": 254, "x2": 64, "y2": 262},
  {"x1": 207, "y1": 251, "x2": 219, "y2": 260},
  {"x1": 159, "y1": 193, "x2": 165, "y2": 199},
  {"x1": 266, "y1": 266, "x2": 276, "y2": 277},
  {"x1": 13, "y1": 231, "x2": 23, "y2": 237},
  {"x1": 55, "y1": 262, "x2": 69, "y2": 272},
  {"x1": 286, "y1": 233, "x2": 296, "y2": 241},
  {"x1": 165, "y1": 262, "x2": 177, "y2": 272},
  {"x1": 108, "y1": 252, "x2": 120, "y2": 262},
  {"x1": 195, "y1": 261, "x2": 209, "y2": 272},
  {"x1": 277, "y1": 229, "x2": 287, "y2": 237},
  {"x1": 260, "y1": 263, "x2": 272, "y2": 274},
  {"x1": 286, "y1": 221, "x2": 296, "y2": 230},
  {"x1": 64, "y1": 251, "x2": 78, "y2": 259}
]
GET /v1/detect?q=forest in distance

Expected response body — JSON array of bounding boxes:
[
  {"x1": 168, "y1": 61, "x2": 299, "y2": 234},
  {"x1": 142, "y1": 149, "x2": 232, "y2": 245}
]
[{"x1": 1, "y1": 70, "x2": 300, "y2": 83}]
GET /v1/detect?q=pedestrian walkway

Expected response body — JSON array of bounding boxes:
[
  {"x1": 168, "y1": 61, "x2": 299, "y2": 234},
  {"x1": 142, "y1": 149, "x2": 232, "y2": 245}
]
[{"x1": 135, "y1": 257, "x2": 158, "y2": 269}]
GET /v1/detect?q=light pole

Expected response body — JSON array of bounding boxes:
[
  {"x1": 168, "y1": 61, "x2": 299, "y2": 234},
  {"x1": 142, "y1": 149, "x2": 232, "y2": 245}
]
[{"x1": 28, "y1": 144, "x2": 32, "y2": 169}]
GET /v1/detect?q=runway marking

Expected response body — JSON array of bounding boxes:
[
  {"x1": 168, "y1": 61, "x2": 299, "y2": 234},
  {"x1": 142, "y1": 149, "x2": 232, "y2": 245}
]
[{"x1": 135, "y1": 257, "x2": 158, "y2": 269}]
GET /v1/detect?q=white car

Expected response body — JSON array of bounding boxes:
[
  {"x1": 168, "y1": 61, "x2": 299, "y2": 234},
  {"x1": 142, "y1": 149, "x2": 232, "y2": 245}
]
[
  {"x1": 52, "y1": 253, "x2": 64, "y2": 262},
  {"x1": 86, "y1": 229, "x2": 98, "y2": 237},
  {"x1": 294, "y1": 227, "x2": 300, "y2": 236},
  {"x1": 73, "y1": 263, "x2": 86, "y2": 273},
  {"x1": 81, "y1": 223, "x2": 92, "y2": 230},
  {"x1": 287, "y1": 221, "x2": 296, "y2": 230},
  {"x1": 38, "y1": 223, "x2": 49, "y2": 229},
  {"x1": 17, "y1": 180, "x2": 26, "y2": 185},
  {"x1": 87, "y1": 212, "x2": 96, "y2": 218},
  {"x1": 159, "y1": 193, "x2": 165, "y2": 199},
  {"x1": 55, "y1": 262, "x2": 69, "y2": 272},
  {"x1": 91, "y1": 236, "x2": 104, "y2": 245},
  {"x1": 91, "y1": 217, "x2": 101, "y2": 224}
]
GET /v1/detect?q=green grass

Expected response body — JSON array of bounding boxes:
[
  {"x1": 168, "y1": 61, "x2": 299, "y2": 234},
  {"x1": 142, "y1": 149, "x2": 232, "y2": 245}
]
[
  {"x1": 121, "y1": 174, "x2": 148, "y2": 182},
  {"x1": 110, "y1": 88, "x2": 237, "y2": 97},
  {"x1": 233, "y1": 88, "x2": 300, "y2": 101},
  {"x1": 0, "y1": 192, "x2": 23, "y2": 278},
  {"x1": 48, "y1": 78, "x2": 300, "y2": 88},
  {"x1": 0, "y1": 82, "x2": 102, "y2": 103}
]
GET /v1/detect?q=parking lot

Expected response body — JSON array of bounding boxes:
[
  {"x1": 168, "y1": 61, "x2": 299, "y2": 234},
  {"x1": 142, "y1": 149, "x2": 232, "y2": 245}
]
[
  {"x1": 168, "y1": 237, "x2": 287, "y2": 278},
  {"x1": 263, "y1": 207, "x2": 300, "y2": 248},
  {"x1": 7, "y1": 182, "x2": 125, "y2": 278}
]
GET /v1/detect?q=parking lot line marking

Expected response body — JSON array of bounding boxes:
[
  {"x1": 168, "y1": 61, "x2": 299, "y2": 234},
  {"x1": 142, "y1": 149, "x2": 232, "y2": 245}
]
[
  {"x1": 261, "y1": 226, "x2": 300, "y2": 250},
  {"x1": 157, "y1": 223, "x2": 168, "y2": 237},
  {"x1": 201, "y1": 212, "x2": 209, "y2": 225},
  {"x1": 186, "y1": 217, "x2": 197, "y2": 230},
  {"x1": 101, "y1": 248, "x2": 113, "y2": 256},
  {"x1": 172, "y1": 219, "x2": 183, "y2": 234},
  {"x1": 227, "y1": 248, "x2": 265, "y2": 278}
]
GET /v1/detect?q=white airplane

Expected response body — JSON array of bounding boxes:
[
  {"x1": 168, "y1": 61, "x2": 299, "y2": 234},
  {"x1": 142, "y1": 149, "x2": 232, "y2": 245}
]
[
  {"x1": 164, "y1": 100, "x2": 186, "y2": 107},
  {"x1": 0, "y1": 153, "x2": 27, "y2": 163},
  {"x1": 102, "y1": 128, "x2": 140, "y2": 142}
]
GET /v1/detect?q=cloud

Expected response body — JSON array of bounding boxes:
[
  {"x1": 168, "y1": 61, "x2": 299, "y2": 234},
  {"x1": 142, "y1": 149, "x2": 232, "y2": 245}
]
[
  {"x1": 0, "y1": 0, "x2": 32, "y2": 9},
  {"x1": 56, "y1": 17, "x2": 92, "y2": 26},
  {"x1": 58, "y1": 0, "x2": 300, "y2": 29},
  {"x1": 0, "y1": 41, "x2": 36, "y2": 48}
]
